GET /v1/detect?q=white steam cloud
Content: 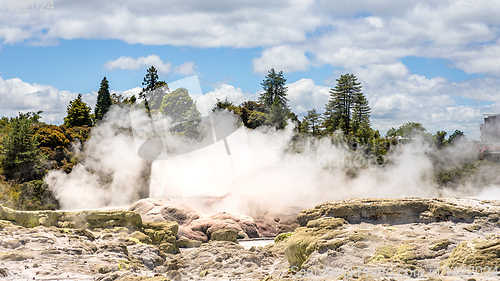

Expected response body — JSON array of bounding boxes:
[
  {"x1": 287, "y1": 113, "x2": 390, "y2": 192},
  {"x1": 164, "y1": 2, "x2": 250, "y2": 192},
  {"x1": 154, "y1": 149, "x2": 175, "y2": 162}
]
[
  {"x1": 45, "y1": 106, "x2": 151, "y2": 210},
  {"x1": 45, "y1": 104, "x2": 500, "y2": 213}
]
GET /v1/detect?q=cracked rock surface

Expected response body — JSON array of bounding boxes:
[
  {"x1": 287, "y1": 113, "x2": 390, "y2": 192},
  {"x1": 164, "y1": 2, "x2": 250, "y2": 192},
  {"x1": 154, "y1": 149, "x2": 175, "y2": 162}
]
[{"x1": 2, "y1": 197, "x2": 500, "y2": 280}]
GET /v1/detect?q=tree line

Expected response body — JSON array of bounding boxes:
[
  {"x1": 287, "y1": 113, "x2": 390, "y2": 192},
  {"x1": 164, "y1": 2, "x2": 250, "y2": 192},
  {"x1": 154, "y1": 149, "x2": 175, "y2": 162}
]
[{"x1": 0, "y1": 66, "x2": 483, "y2": 211}]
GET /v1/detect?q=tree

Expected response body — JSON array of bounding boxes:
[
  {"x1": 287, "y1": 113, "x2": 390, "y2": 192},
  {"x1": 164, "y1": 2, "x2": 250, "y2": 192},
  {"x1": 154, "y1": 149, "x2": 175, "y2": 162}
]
[
  {"x1": 351, "y1": 93, "x2": 371, "y2": 132},
  {"x1": 160, "y1": 88, "x2": 202, "y2": 139},
  {"x1": 386, "y1": 122, "x2": 428, "y2": 138},
  {"x1": 324, "y1": 73, "x2": 369, "y2": 135},
  {"x1": 110, "y1": 93, "x2": 137, "y2": 105},
  {"x1": 64, "y1": 94, "x2": 93, "y2": 128},
  {"x1": 448, "y1": 130, "x2": 466, "y2": 144},
  {"x1": 434, "y1": 131, "x2": 447, "y2": 149},
  {"x1": 259, "y1": 68, "x2": 290, "y2": 129},
  {"x1": 142, "y1": 66, "x2": 159, "y2": 93},
  {"x1": 303, "y1": 109, "x2": 322, "y2": 136},
  {"x1": 239, "y1": 101, "x2": 267, "y2": 129},
  {"x1": 0, "y1": 112, "x2": 45, "y2": 182},
  {"x1": 140, "y1": 66, "x2": 168, "y2": 111},
  {"x1": 94, "y1": 77, "x2": 112, "y2": 122},
  {"x1": 212, "y1": 97, "x2": 234, "y2": 112},
  {"x1": 266, "y1": 99, "x2": 288, "y2": 129}
]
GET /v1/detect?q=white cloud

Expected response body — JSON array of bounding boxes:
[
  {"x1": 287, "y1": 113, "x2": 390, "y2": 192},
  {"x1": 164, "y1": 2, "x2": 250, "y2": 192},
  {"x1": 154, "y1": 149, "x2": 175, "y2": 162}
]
[
  {"x1": 104, "y1": 55, "x2": 172, "y2": 74},
  {"x1": 252, "y1": 46, "x2": 310, "y2": 74},
  {"x1": 2, "y1": 1, "x2": 500, "y2": 78},
  {"x1": 195, "y1": 84, "x2": 257, "y2": 111},
  {"x1": 104, "y1": 55, "x2": 199, "y2": 77},
  {"x1": 286, "y1": 79, "x2": 330, "y2": 116},
  {"x1": 0, "y1": 77, "x2": 92, "y2": 124},
  {"x1": 174, "y1": 62, "x2": 198, "y2": 76}
]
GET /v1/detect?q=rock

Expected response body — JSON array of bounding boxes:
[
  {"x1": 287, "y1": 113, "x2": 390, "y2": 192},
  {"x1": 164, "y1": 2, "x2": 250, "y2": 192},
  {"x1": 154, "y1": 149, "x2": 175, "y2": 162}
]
[
  {"x1": 91, "y1": 263, "x2": 119, "y2": 274},
  {"x1": 284, "y1": 217, "x2": 347, "y2": 268},
  {"x1": 130, "y1": 231, "x2": 153, "y2": 244},
  {"x1": 130, "y1": 198, "x2": 266, "y2": 241},
  {"x1": 117, "y1": 276, "x2": 170, "y2": 281},
  {"x1": 0, "y1": 219, "x2": 14, "y2": 230},
  {"x1": 442, "y1": 233, "x2": 500, "y2": 268},
  {"x1": 128, "y1": 244, "x2": 163, "y2": 270},
  {"x1": 254, "y1": 216, "x2": 277, "y2": 237},
  {"x1": 74, "y1": 228, "x2": 95, "y2": 241},
  {"x1": 276, "y1": 214, "x2": 299, "y2": 234},
  {"x1": 177, "y1": 238, "x2": 202, "y2": 248},
  {"x1": 210, "y1": 228, "x2": 238, "y2": 243},
  {"x1": 274, "y1": 232, "x2": 292, "y2": 243},
  {"x1": 0, "y1": 268, "x2": 8, "y2": 277},
  {"x1": 3, "y1": 197, "x2": 500, "y2": 280},
  {"x1": 0, "y1": 204, "x2": 142, "y2": 230},
  {"x1": 142, "y1": 221, "x2": 179, "y2": 254},
  {"x1": 0, "y1": 250, "x2": 33, "y2": 261},
  {"x1": 297, "y1": 198, "x2": 500, "y2": 226},
  {"x1": 429, "y1": 239, "x2": 452, "y2": 251}
]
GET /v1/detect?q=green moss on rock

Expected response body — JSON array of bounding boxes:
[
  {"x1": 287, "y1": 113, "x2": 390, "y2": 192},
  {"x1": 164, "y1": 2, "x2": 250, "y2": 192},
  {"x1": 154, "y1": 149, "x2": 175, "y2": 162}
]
[
  {"x1": 274, "y1": 232, "x2": 293, "y2": 243},
  {"x1": 284, "y1": 217, "x2": 347, "y2": 268},
  {"x1": 442, "y1": 233, "x2": 500, "y2": 269},
  {"x1": 296, "y1": 198, "x2": 493, "y2": 226},
  {"x1": 210, "y1": 228, "x2": 238, "y2": 243}
]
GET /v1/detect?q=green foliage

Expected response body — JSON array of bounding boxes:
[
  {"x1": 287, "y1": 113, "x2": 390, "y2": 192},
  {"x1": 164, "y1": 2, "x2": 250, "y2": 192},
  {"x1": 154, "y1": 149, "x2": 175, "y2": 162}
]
[
  {"x1": 433, "y1": 131, "x2": 447, "y2": 149},
  {"x1": 94, "y1": 77, "x2": 112, "y2": 122},
  {"x1": 266, "y1": 99, "x2": 288, "y2": 129},
  {"x1": 239, "y1": 101, "x2": 267, "y2": 129},
  {"x1": 386, "y1": 121, "x2": 428, "y2": 138},
  {"x1": 139, "y1": 66, "x2": 168, "y2": 111},
  {"x1": 15, "y1": 180, "x2": 60, "y2": 210},
  {"x1": 275, "y1": 232, "x2": 293, "y2": 243},
  {"x1": 64, "y1": 94, "x2": 93, "y2": 128},
  {"x1": 324, "y1": 73, "x2": 370, "y2": 135},
  {"x1": 160, "y1": 88, "x2": 202, "y2": 139},
  {"x1": 448, "y1": 130, "x2": 465, "y2": 144},
  {"x1": 0, "y1": 112, "x2": 45, "y2": 182},
  {"x1": 142, "y1": 66, "x2": 159, "y2": 93},
  {"x1": 259, "y1": 68, "x2": 290, "y2": 129},
  {"x1": 35, "y1": 124, "x2": 80, "y2": 173},
  {"x1": 302, "y1": 109, "x2": 322, "y2": 136},
  {"x1": 212, "y1": 97, "x2": 234, "y2": 112},
  {"x1": 110, "y1": 93, "x2": 137, "y2": 105}
]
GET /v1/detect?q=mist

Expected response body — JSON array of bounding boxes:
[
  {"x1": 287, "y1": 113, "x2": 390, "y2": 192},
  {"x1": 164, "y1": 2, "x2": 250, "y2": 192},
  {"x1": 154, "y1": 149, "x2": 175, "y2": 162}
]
[{"x1": 45, "y1": 105, "x2": 500, "y2": 214}]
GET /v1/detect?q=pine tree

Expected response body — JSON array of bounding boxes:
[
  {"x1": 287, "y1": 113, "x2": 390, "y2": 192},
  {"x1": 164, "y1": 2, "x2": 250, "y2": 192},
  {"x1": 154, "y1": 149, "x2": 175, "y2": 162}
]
[
  {"x1": 303, "y1": 109, "x2": 322, "y2": 136},
  {"x1": 142, "y1": 66, "x2": 159, "y2": 93},
  {"x1": 351, "y1": 93, "x2": 371, "y2": 132},
  {"x1": 139, "y1": 66, "x2": 168, "y2": 110},
  {"x1": 324, "y1": 73, "x2": 369, "y2": 135},
  {"x1": 64, "y1": 94, "x2": 93, "y2": 128},
  {"x1": 94, "y1": 77, "x2": 112, "y2": 122},
  {"x1": 266, "y1": 100, "x2": 288, "y2": 129},
  {"x1": 259, "y1": 68, "x2": 290, "y2": 129}
]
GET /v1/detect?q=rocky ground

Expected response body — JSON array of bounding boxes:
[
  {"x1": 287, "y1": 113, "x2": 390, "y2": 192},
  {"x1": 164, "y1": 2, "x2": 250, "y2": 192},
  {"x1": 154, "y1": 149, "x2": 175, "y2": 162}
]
[{"x1": 1, "y1": 197, "x2": 500, "y2": 280}]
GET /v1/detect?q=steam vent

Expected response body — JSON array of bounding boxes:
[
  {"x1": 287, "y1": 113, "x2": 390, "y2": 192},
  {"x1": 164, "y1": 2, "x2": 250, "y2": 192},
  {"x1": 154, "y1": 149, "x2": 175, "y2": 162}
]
[{"x1": 479, "y1": 114, "x2": 500, "y2": 161}]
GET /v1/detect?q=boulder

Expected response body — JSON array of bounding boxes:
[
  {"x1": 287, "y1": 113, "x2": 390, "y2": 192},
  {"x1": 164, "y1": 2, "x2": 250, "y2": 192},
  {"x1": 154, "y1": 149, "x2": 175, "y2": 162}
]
[
  {"x1": 296, "y1": 197, "x2": 500, "y2": 226},
  {"x1": 442, "y1": 233, "x2": 500, "y2": 269},
  {"x1": 130, "y1": 198, "x2": 263, "y2": 242},
  {"x1": 210, "y1": 229, "x2": 238, "y2": 243},
  {"x1": 284, "y1": 217, "x2": 347, "y2": 268}
]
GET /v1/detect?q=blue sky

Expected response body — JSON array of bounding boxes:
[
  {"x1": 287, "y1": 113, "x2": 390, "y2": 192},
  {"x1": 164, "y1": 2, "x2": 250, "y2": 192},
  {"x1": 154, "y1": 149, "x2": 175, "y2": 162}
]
[{"x1": 1, "y1": 1, "x2": 500, "y2": 140}]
